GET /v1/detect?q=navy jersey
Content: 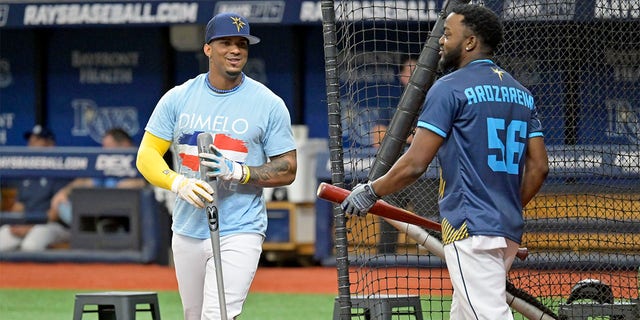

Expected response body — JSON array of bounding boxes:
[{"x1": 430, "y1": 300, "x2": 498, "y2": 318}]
[
  {"x1": 18, "y1": 177, "x2": 71, "y2": 213},
  {"x1": 417, "y1": 59, "x2": 543, "y2": 243}
]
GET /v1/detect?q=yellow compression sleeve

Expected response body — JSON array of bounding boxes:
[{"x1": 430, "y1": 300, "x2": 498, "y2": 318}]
[{"x1": 136, "y1": 131, "x2": 180, "y2": 190}]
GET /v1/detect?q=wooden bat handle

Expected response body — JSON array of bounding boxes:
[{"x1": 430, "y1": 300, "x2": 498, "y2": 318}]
[{"x1": 316, "y1": 182, "x2": 529, "y2": 261}]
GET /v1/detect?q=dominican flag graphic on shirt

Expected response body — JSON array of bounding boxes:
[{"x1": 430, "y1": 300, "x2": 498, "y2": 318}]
[{"x1": 177, "y1": 132, "x2": 248, "y2": 172}]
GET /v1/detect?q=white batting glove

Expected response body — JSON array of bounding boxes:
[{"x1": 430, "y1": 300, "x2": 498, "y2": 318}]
[
  {"x1": 171, "y1": 175, "x2": 214, "y2": 209},
  {"x1": 199, "y1": 145, "x2": 243, "y2": 182},
  {"x1": 341, "y1": 182, "x2": 380, "y2": 217}
]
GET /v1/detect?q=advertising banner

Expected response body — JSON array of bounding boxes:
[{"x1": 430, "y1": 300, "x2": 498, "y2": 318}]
[
  {"x1": 0, "y1": 146, "x2": 140, "y2": 178},
  {"x1": 46, "y1": 28, "x2": 165, "y2": 146},
  {"x1": 1, "y1": 0, "x2": 636, "y2": 29}
]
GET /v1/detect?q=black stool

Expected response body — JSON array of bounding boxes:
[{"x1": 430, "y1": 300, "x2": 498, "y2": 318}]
[
  {"x1": 73, "y1": 291, "x2": 161, "y2": 320},
  {"x1": 333, "y1": 295, "x2": 423, "y2": 320},
  {"x1": 557, "y1": 302, "x2": 639, "y2": 320}
]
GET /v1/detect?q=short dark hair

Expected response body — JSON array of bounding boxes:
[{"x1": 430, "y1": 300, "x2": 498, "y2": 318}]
[
  {"x1": 104, "y1": 127, "x2": 133, "y2": 144},
  {"x1": 452, "y1": 4, "x2": 503, "y2": 54},
  {"x1": 400, "y1": 54, "x2": 418, "y2": 65}
]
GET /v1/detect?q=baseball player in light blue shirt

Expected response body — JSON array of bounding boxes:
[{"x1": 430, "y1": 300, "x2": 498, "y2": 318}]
[{"x1": 137, "y1": 12, "x2": 297, "y2": 320}]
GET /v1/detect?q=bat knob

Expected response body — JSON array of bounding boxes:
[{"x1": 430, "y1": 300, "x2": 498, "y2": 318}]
[{"x1": 516, "y1": 247, "x2": 529, "y2": 261}]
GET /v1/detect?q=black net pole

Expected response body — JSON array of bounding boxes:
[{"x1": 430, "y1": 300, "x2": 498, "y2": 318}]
[
  {"x1": 368, "y1": 0, "x2": 470, "y2": 181},
  {"x1": 321, "y1": 1, "x2": 351, "y2": 319}
]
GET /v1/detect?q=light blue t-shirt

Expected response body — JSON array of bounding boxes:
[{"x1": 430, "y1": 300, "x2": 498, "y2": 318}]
[{"x1": 145, "y1": 73, "x2": 296, "y2": 239}]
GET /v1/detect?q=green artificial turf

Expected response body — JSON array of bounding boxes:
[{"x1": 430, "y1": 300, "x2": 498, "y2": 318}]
[
  {"x1": 0, "y1": 289, "x2": 336, "y2": 320},
  {"x1": 0, "y1": 288, "x2": 541, "y2": 319}
]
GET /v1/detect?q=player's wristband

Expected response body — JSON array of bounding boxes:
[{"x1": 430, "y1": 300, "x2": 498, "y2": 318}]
[{"x1": 240, "y1": 165, "x2": 251, "y2": 184}]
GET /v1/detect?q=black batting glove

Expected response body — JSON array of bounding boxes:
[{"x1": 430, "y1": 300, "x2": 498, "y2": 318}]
[{"x1": 341, "y1": 182, "x2": 380, "y2": 217}]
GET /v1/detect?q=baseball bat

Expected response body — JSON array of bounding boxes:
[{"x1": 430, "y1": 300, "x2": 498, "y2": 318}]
[
  {"x1": 198, "y1": 132, "x2": 228, "y2": 320},
  {"x1": 317, "y1": 182, "x2": 442, "y2": 232},
  {"x1": 316, "y1": 182, "x2": 529, "y2": 261},
  {"x1": 318, "y1": 183, "x2": 555, "y2": 319}
]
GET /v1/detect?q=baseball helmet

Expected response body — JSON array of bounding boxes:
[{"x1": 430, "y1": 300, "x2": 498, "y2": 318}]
[{"x1": 566, "y1": 279, "x2": 614, "y2": 304}]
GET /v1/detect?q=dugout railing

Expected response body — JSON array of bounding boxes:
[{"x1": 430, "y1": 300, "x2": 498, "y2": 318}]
[{"x1": 0, "y1": 147, "x2": 171, "y2": 264}]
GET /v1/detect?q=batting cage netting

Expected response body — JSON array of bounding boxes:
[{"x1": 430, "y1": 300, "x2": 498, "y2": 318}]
[{"x1": 321, "y1": 0, "x2": 639, "y2": 319}]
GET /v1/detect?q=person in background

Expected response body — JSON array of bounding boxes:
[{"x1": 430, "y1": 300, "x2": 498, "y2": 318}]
[
  {"x1": 372, "y1": 54, "x2": 439, "y2": 254},
  {"x1": 398, "y1": 55, "x2": 418, "y2": 88},
  {"x1": 49, "y1": 127, "x2": 147, "y2": 217},
  {"x1": 341, "y1": 4, "x2": 548, "y2": 319},
  {"x1": 2, "y1": 127, "x2": 146, "y2": 251},
  {"x1": 0, "y1": 125, "x2": 73, "y2": 251},
  {"x1": 371, "y1": 54, "x2": 418, "y2": 148},
  {"x1": 136, "y1": 12, "x2": 297, "y2": 320}
]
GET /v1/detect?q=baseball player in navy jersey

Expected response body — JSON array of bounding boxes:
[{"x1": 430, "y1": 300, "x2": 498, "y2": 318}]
[
  {"x1": 341, "y1": 4, "x2": 548, "y2": 319},
  {"x1": 136, "y1": 12, "x2": 297, "y2": 320}
]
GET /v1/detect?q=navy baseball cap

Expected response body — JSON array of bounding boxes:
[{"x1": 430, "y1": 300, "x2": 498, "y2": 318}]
[
  {"x1": 205, "y1": 12, "x2": 260, "y2": 45},
  {"x1": 23, "y1": 125, "x2": 55, "y2": 140}
]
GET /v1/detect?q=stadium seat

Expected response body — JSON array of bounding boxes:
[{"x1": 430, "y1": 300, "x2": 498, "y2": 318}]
[
  {"x1": 557, "y1": 301, "x2": 639, "y2": 320},
  {"x1": 72, "y1": 291, "x2": 160, "y2": 320}
]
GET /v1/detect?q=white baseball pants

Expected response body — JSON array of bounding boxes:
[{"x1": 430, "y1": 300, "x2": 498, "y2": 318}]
[
  {"x1": 0, "y1": 222, "x2": 70, "y2": 251},
  {"x1": 172, "y1": 232, "x2": 264, "y2": 320},
  {"x1": 444, "y1": 235, "x2": 519, "y2": 320}
]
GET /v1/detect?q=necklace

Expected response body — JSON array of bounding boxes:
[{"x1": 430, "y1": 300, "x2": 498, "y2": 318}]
[{"x1": 206, "y1": 73, "x2": 245, "y2": 94}]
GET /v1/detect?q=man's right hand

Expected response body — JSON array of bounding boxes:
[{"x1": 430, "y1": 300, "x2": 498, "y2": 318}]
[{"x1": 171, "y1": 175, "x2": 214, "y2": 209}]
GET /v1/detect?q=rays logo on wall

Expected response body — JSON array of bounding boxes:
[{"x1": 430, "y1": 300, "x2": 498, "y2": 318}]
[
  {"x1": 71, "y1": 98, "x2": 139, "y2": 143},
  {"x1": 0, "y1": 5, "x2": 9, "y2": 27},
  {"x1": 607, "y1": 99, "x2": 640, "y2": 144},
  {"x1": 0, "y1": 58, "x2": 12, "y2": 88}
]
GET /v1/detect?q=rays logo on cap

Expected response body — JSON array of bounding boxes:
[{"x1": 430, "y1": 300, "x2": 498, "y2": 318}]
[
  {"x1": 231, "y1": 16, "x2": 245, "y2": 32},
  {"x1": 204, "y1": 12, "x2": 260, "y2": 45}
]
